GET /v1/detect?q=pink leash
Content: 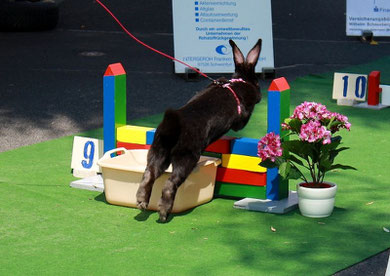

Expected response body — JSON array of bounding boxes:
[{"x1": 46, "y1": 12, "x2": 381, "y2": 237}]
[
  {"x1": 95, "y1": 0, "x2": 215, "y2": 82},
  {"x1": 95, "y1": 0, "x2": 243, "y2": 114}
]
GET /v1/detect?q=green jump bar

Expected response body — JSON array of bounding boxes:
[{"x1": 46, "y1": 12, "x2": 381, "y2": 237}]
[{"x1": 214, "y1": 181, "x2": 266, "y2": 199}]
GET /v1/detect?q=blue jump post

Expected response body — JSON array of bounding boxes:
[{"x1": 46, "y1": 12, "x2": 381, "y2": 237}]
[
  {"x1": 103, "y1": 63, "x2": 127, "y2": 153},
  {"x1": 266, "y1": 77, "x2": 290, "y2": 200}
]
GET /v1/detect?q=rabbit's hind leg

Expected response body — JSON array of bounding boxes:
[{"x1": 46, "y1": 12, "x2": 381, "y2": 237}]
[
  {"x1": 158, "y1": 151, "x2": 199, "y2": 222},
  {"x1": 136, "y1": 145, "x2": 170, "y2": 210}
]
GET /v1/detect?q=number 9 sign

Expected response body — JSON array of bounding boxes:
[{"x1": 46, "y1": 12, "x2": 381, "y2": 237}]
[
  {"x1": 332, "y1": 72, "x2": 367, "y2": 101},
  {"x1": 71, "y1": 136, "x2": 104, "y2": 178}
]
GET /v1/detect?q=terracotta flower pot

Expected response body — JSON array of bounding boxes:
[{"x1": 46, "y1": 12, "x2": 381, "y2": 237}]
[{"x1": 297, "y1": 182, "x2": 337, "y2": 218}]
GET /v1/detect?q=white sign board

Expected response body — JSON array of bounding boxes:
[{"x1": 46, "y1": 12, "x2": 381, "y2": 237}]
[
  {"x1": 71, "y1": 136, "x2": 104, "y2": 178},
  {"x1": 346, "y1": 0, "x2": 390, "y2": 36},
  {"x1": 381, "y1": 85, "x2": 390, "y2": 106},
  {"x1": 172, "y1": 0, "x2": 274, "y2": 73},
  {"x1": 332, "y1": 73, "x2": 367, "y2": 101}
]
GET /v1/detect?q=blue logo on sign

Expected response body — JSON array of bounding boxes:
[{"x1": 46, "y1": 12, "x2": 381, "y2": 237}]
[{"x1": 215, "y1": 45, "x2": 229, "y2": 55}]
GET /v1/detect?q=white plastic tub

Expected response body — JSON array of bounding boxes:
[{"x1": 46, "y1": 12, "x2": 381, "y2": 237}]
[{"x1": 97, "y1": 148, "x2": 221, "y2": 213}]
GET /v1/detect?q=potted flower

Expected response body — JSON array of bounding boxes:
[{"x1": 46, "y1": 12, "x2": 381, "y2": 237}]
[{"x1": 258, "y1": 102, "x2": 356, "y2": 218}]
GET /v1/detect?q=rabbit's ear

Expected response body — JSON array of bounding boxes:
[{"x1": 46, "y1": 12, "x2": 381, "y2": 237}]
[
  {"x1": 229, "y1": 39, "x2": 245, "y2": 66},
  {"x1": 246, "y1": 39, "x2": 262, "y2": 67}
]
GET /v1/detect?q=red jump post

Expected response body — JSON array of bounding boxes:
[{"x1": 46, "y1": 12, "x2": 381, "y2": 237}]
[{"x1": 367, "y1": 71, "x2": 382, "y2": 106}]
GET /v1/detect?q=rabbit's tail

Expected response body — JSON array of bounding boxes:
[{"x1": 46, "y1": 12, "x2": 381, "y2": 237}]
[{"x1": 155, "y1": 109, "x2": 181, "y2": 148}]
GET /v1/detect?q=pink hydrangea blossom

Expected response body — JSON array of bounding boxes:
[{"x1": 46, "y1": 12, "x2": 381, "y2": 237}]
[
  {"x1": 287, "y1": 102, "x2": 351, "y2": 134},
  {"x1": 291, "y1": 102, "x2": 331, "y2": 121},
  {"x1": 257, "y1": 132, "x2": 283, "y2": 162},
  {"x1": 299, "y1": 120, "x2": 332, "y2": 144},
  {"x1": 330, "y1": 112, "x2": 351, "y2": 131}
]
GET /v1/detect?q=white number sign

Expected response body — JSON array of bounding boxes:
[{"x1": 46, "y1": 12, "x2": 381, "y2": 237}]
[
  {"x1": 71, "y1": 136, "x2": 104, "y2": 178},
  {"x1": 332, "y1": 73, "x2": 367, "y2": 101}
]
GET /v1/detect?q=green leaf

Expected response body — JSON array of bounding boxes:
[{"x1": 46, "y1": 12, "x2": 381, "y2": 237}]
[
  {"x1": 279, "y1": 162, "x2": 291, "y2": 179},
  {"x1": 283, "y1": 140, "x2": 307, "y2": 158},
  {"x1": 319, "y1": 158, "x2": 332, "y2": 171},
  {"x1": 288, "y1": 166, "x2": 303, "y2": 179},
  {"x1": 328, "y1": 146, "x2": 349, "y2": 162},
  {"x1": 287, "y1": 154, "x2": 305, "y2": 167},
  {"x1": 284, "y1": 118, "x2": 292, "y2": 125},
  {"x1": 330, "y1": 164, "x2": 357, "y2": 171},
  {"x1": 301, "y1": 142, "x2": 317, "y2": 160},
  {"x1": 259, "y1": 159, "x2": 278, "y2": 169},
  {"x1": 326, "y1": 117, "x2": 335, "y2": 129},
  {"x1": 288, "y1": 119, "x2": 302, "y2": 134},
  {"x1": 330, "y1": 136, "x2": 342, "y2": 145},
  {"x1": 320, "y1": 137, "x2": 342, "y2": 157},
  {"x1": 329, "y1": 120, "x2": 341, "y2": 131},
  {"x1": 333, "y1": 146, "x2": 350, "y2": 154},
  {"x1": 278, "y1": 164, "x2": 302, "y2": 181}
]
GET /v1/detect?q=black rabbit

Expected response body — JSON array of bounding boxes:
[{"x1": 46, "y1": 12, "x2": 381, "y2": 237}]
[{"x1": 136, "y1": 39, "x2": 263, "y2": 222}]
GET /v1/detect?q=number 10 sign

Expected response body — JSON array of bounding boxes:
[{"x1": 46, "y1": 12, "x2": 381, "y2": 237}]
[{"x1": 332, "y1": 72, "x2": 367, "y2": 101}]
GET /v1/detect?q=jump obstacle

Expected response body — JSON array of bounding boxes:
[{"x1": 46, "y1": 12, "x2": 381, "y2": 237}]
[
  {"x1": 103, "y1": 63, "x2": 293, "y2": 204},
  {"x1": 359, "y1": 70, "x2": 390, "y2": 108}
]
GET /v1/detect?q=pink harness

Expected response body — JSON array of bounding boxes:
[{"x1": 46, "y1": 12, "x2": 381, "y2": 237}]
[{"x1": 222, "y1": 78, "x2": 245, "y2": 115}]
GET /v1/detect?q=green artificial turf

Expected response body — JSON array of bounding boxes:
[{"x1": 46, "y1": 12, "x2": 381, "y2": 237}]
[{"x1": 1, "y1": 57, "x2": 390, "y2": 275}]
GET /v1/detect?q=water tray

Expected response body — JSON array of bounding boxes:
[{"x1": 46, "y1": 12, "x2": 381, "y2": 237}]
[{"x1": 97, "y1": 148, "x2": 221, "y2": 213}]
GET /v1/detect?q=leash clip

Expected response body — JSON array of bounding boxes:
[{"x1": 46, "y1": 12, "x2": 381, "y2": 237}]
[{"x1": 213, "y1": 80, "x2": 224, "y2": 86}]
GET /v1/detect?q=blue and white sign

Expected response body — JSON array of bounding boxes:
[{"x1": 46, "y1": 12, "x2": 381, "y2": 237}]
[
  {"x1": 71, "y1": 136, "x2": 104, "y2": 178},
  {"x1": 172, "y1": 0, "x2": 274, "y2": 73},
  {"x1": 332, "y1": 73, "x2": 367, "y2": 101},
  {"x1": 346, "y1": 0, "x2": 390, "y2": 36}
]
